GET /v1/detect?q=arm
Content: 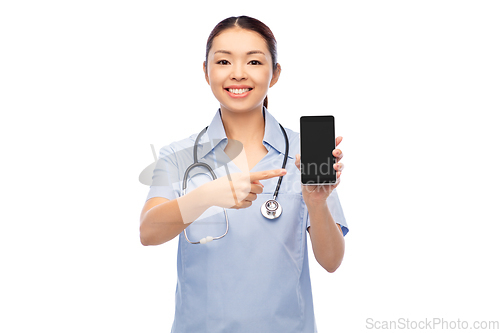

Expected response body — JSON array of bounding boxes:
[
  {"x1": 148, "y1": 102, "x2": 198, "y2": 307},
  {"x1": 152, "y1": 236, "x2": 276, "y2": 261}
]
[
  {"x1": 308, "y1": 224, "x2": 342, "y2": 233},
  {"x1": 140, "y1": 183, "x2": 213, "y2": 246},
  {"x1": 140, "y1": 169, "x2": 287, "y2": 246},
  {"x1": 295, "y1": 136, "x2": 346, "y2": 273},
  {"x1": 306, "y1": 200, "x2": 345, "y2": 273}
]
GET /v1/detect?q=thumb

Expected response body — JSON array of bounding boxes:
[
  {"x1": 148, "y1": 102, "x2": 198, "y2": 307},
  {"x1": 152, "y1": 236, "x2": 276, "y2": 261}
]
[
  {"x1": 295, "y1": 154, "x2": 300, "y2": 170},
  {"x1": 251, "y1": 180, "x2": 263, "y2": 186}
]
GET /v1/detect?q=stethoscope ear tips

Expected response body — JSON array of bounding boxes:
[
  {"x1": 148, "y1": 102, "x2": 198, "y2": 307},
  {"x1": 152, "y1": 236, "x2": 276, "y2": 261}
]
[{"x1": 200, "y1": 236, "x2": 214, "y2": 244}]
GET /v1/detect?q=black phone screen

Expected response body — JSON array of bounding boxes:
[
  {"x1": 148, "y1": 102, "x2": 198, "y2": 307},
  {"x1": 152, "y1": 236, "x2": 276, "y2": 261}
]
[{"x1": 300, "y1": 116, "x2": 336, "y2": 184}]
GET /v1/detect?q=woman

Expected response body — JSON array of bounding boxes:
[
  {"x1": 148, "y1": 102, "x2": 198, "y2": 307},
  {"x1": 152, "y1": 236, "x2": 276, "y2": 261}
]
[{"x1": 140, "y1": 15, "x2": 349, "y2": 333}]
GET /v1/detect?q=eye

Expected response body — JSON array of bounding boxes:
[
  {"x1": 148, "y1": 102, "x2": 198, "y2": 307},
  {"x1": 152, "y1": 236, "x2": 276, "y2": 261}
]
[
  {"x1": 216, "y1": 60, "x2": 230, "y2": 65},
  {"x1": 249, "y1": 60, "x2": 262, "y2": 65}
]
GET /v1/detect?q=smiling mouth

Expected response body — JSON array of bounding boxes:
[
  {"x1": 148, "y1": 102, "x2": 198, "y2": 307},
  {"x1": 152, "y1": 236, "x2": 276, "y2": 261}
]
[{"x1": 225, "y1": 88, "x2": 253, "y2": 95}]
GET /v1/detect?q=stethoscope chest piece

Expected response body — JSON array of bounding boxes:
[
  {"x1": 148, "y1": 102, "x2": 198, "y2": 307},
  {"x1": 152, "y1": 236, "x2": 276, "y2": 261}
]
[{"x1": 261, "y1": 199, "x2": 282, "y2": 220}]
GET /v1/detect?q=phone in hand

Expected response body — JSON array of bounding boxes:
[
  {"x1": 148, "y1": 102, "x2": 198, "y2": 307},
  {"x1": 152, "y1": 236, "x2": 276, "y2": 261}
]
[{"x1": 300, "y1": 115, "x2": 336, "y2": 185}]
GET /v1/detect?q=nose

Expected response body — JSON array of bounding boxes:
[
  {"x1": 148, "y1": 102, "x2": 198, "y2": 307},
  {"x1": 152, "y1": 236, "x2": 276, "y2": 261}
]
[{"x1": 231, "y1": 62, "x2": 247, "y2": 81}]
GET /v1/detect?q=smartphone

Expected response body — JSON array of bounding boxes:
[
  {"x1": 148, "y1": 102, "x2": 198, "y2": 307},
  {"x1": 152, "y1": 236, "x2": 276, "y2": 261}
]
[{"x1": 300, "y1": 115, "x2": 336, "y2": 185}]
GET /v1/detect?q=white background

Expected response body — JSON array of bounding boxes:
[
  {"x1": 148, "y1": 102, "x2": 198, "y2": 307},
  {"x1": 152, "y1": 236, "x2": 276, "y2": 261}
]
[{"x1": 1, "y1": 1, "x2": 499, "y2": 332}]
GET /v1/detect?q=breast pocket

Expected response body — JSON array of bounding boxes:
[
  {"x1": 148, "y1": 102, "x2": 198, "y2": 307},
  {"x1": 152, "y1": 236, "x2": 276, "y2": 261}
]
[{"x1": 247, "y1": 192, "x2": 307, "y2": 277}]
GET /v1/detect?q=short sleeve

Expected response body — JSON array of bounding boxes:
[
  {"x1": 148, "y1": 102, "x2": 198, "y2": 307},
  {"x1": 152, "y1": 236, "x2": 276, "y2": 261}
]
[
  {"x1": 304, "y1": 189, "x2": 349, "y2": 236},
  {"x1": 145, "y1": 145, "x2": 179, "y2": 202}
]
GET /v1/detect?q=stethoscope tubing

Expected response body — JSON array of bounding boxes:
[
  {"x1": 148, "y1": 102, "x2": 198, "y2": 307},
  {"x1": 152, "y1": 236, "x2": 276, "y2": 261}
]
[{"x1": 182, "y1": 121, "x2": 289, "y2": 244}]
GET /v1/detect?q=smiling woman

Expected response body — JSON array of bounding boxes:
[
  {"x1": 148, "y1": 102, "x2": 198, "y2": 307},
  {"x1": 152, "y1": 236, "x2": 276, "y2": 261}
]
[
  {"x1": 203, "y1": 28, "x2": 280, "y2": 114},
  {"x1": 140, "y1": 15, "x2": 348, "y2": 333},
  {"x1": 203, "y1": 16, "x2": 280, "y2": 112}
]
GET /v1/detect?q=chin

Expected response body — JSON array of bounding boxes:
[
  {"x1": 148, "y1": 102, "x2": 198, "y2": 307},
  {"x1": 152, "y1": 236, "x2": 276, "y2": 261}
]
[
  {"x1": 221, "y1": 102, "x2": 262, "y2": 113},
  {"x1": 221, "y1": 98, "x2": 265, "y2": 112}
]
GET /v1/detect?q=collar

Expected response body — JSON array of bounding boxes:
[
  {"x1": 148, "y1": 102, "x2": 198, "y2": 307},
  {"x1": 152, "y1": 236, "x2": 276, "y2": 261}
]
[{"x1": 197, "y1": 106, "x2": 293, "y2": 160}]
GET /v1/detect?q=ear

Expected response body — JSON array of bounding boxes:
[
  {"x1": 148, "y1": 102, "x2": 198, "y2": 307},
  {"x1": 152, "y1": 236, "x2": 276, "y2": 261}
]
[
  {"x1": 203, "y1": 61, "x2": 210, "y2": 85},
  {"x1": 269, "y1": 63, "x2": 281, "y2": 88}
]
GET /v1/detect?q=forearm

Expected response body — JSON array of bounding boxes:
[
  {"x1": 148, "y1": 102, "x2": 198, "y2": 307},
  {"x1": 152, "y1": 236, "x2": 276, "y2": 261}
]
[
  {"x1": 140, "y1": 184, "x2": 213, "y2": 246},
  {"x1": 306, "y1": 200, "x2": 345, "y2": 273}
]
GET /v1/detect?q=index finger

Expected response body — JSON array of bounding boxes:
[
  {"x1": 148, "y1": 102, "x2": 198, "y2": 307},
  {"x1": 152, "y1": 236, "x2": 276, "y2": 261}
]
[{"x1": 249, "y1": 168, "x2": 287, "y2": 182}]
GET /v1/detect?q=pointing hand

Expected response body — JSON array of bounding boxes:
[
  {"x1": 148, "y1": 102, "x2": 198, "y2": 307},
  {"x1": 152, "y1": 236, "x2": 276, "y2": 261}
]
[{"x1": 206, "y1": 168, "x2": 287, "y2": 209}]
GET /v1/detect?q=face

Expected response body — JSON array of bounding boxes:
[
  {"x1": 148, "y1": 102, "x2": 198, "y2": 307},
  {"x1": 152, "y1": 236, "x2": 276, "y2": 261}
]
[{"x1": 203, "y1": 27, "x2": 280, "y2": 114}]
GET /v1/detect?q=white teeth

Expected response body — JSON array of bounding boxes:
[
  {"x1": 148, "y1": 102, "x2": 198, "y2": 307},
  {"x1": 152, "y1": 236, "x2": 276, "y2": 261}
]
[{"x1": 228, "y1": 88, "x2": 250, "y2": 94}]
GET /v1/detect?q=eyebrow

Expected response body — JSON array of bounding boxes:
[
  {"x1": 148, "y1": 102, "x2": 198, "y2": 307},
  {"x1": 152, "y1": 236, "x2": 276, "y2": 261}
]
[{"x1": 213, "y1": 50, "x2": 265, "y2": 56}]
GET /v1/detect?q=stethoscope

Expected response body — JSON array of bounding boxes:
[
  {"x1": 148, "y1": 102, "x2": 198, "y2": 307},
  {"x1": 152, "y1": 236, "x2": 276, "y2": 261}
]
[{"x1": 182, "y1": 121, "x2": 289, "y2": 245}]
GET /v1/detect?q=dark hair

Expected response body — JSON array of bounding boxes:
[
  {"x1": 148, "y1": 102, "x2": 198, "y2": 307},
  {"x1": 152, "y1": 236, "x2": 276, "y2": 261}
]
[{"x1": 205, "y1": 16, "x2": 278, "y2": 109}]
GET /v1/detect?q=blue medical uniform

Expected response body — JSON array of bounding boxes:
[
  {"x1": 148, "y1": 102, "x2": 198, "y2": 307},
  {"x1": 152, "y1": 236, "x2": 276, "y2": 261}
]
[{"x1": 146, "y1": 106, "x2": 349, "y2": 332}]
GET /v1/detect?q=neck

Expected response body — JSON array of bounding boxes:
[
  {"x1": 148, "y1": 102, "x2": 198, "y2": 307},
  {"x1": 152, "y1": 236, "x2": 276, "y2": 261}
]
[{"x1": 220, "y1": 105, "x2": 265, "y2": 146}]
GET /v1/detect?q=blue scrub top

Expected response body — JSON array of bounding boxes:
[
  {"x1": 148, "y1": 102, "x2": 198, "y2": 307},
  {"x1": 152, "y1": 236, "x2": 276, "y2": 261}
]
[{"x1": 146, "y1": 106, "x2": 349, "y2": 333}]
